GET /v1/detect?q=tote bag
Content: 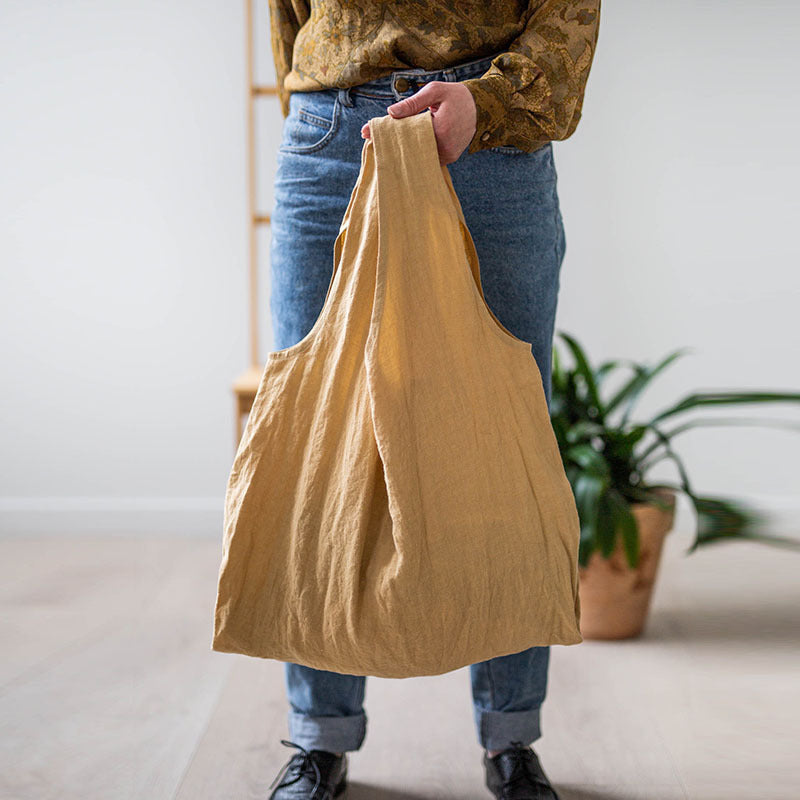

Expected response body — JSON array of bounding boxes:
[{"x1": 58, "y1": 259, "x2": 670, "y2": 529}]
[{"x1": 212, "y1": 108, "x2": 582, "y2": 678}]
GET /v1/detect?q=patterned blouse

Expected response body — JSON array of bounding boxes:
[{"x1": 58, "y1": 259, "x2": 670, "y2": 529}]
[{"x1": 268, "y1": 1, "x2": 601, "y2": 155}]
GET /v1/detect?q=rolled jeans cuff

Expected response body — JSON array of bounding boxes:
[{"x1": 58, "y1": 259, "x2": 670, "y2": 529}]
[
  {"x1": 474, "y1": 706, "x2": 542, "y2": 751},
  {"x1": 287, "y1": 710, "x2": 368, "y2": 753}
]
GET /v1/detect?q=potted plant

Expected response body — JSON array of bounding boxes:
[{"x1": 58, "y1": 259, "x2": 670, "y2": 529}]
[{"x1": 550, "y1": 332, "x2": 800, "y2": 640}]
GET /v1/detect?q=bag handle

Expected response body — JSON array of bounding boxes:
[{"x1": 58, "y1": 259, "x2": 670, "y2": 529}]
[
  {"x1": 369, "y1": 110, "x2": 528, "y2": 350},
  {"x1": 369, "y1": 109, "x2": 484, "y2": 292}
]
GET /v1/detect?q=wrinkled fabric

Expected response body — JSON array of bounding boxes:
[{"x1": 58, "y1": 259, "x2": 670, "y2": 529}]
[{"x1": 211, "y1": 109, "x2": 582, "y2": 678}]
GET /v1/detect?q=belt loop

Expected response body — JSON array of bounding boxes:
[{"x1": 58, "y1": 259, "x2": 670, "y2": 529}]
[{"x1": 337, "y1": 86, "x2": 354, "y2": 107}]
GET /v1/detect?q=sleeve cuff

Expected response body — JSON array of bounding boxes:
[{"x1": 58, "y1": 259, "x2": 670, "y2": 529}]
[{"x1": 461, "y1": 74, "x2": 513, "y2": 154}]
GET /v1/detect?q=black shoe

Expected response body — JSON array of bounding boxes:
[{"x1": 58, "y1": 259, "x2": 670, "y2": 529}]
[
  {"x1": 483, "y1": 740, "x2": 560, "y2": 800},
  {"x1": 267, "y1": 739, "x2": 348, "y2": 799}
]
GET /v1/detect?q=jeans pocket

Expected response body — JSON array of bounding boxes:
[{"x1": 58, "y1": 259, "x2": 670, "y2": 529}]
[{"x1": 280, "y1": 91, "x2": 341, "y2": 154}]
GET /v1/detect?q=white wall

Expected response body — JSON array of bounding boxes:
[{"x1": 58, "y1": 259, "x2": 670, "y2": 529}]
[
  {"x1": 555, "y1": 1, "x2": 800, "y2": 531},
  {"x1": 1, "y1": 1, "x2": 798, "y2": 537}
]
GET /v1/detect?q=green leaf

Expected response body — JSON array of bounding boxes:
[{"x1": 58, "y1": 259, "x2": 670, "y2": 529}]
[
  {"x1": 649, "y1": 391, "x2": 800, "y2": 426},
  {"x1": 595, "y1": 359, "x2": 627, "y2": 390},
  {"x1": 624, "y1": 484, "x2": 678, "y2": 513},
  {"x1": 595, "y1": 492, "x2": 617, "y2": 557},
  {"x1": 573, "y1": 472, "x2": 609, "y2": 566},
  {"x1": 565, "y1": 420, "x2": 606, "y2": 444},
  {"x1": 660, "y1": 416, "x2": 800, "y2": 439},
  {"x1": 565, "y1": 444, "x2": 610, "y2": 477},
  {"x1": 557, "y1": 332, "x2": 604, "y2": 420},
  {"x1": 574, "y1": 473, "x2": 606, "y2": 525},
  {"x1": 618, "y1": 505, "x2": 640, "y2": 568},
  {"x1": 607, "y1": 488, "x2": 640, "y2": 567},
  {"x1": 610, "y1": 347, "x2": 693, "y2": 425}
]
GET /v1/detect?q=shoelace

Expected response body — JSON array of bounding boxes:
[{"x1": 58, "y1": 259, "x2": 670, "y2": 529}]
[
  {"x1": 497, "y1": 740, "x2": 551, "y2": 793},
  {"x1": 268, "y1": 739, "x2": 335, "y2": 797}
]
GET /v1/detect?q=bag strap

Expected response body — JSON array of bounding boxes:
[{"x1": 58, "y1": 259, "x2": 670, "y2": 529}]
[{"x1": 368, "y1": 110, "x2": 490, "y2": 307}]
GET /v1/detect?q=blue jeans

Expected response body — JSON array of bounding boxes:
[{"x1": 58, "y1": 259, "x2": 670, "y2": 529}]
[{"x1": 270, "y1": 52, "x2": 566, "y2": 754}]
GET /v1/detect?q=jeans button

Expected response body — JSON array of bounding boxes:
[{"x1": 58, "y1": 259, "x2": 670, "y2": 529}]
[{"x1": 395, "y1": 76, "x2": 409, "y2": 92}]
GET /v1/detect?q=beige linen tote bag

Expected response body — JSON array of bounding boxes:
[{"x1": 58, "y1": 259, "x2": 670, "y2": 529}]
[{"x1": 212, "y1": 108, "x2": 582, "y2": 678}]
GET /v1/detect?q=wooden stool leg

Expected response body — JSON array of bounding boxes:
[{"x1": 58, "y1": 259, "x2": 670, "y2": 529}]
[{"x1": 235, "y1": 395, "x2": 244, "y2": 447}]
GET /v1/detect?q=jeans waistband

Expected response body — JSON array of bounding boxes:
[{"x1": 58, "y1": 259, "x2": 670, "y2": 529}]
[{"x1": 334, "y1": 52, "x2": 498, "y2": 105}]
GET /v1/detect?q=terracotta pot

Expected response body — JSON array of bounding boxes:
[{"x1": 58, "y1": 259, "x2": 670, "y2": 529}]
[{"x1": 577, "y1": 488, "x2": 677, "y2": 640}]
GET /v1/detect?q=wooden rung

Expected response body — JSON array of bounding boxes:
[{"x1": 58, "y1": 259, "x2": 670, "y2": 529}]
[
  {"x1": 254, "y1": 214, "x2": 271, "y2": 225},
  {"x1": 233, "y1": 364, "x2": 265, "y2": 394},
  {"x1": 253, "y1": 85, "x2": 278, "y2": 96}
]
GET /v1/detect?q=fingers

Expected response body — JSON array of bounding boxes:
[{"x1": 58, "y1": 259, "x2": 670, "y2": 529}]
[
  {"x1": 387, "y1": 82, "x2": 442, "y2": 118},
  {"x1": 360, "y1": 81, "x2": 453, "y2": 144}
]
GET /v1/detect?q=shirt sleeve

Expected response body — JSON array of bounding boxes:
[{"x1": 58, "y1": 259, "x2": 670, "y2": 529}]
[
  {"x1": 460, "y1": 1, "x2": 601, "y2": 154},
  {"x1": 268, "y1": 0, "x2": 310, "y2": 119}
]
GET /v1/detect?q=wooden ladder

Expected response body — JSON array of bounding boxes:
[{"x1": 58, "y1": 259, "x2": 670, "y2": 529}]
[{"x1": 233, "y1": 0, "x2": 279, "y2": 445}]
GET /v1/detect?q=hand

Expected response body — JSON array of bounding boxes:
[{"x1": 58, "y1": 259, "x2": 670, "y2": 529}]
[{"x1": 360, "y1": 81, "x2": 477, "y2": 166}]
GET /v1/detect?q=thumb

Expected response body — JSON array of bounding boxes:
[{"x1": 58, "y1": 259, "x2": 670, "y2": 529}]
[{"x1": 387, "y1": 83, "x2": 439, "y2": 118}]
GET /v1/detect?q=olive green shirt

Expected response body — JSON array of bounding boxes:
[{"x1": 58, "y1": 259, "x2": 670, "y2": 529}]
[{"x1": 268, "y1": 1, "x2": 601, "y2": 154}]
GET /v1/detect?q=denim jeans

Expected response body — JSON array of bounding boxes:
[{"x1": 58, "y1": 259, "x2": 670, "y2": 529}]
[{"x1": 270, "y1": 52, "x2": 566, "y2": 754}]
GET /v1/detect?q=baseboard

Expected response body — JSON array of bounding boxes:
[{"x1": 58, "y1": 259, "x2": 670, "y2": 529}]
[
  {"x1": 0, "y1": 497, "x2": 223, "y2": 537},
  {"x1": 0, "y1": 492, "x2": 797, "y2": 539}
]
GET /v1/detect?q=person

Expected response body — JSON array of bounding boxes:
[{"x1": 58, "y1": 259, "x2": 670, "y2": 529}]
[{"x1": 265, "y1": 2, "x2": 601, "y2": 798}]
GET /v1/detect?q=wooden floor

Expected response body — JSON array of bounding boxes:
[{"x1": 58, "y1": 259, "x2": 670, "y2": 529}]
[{"x1": 0, "y1": 530, "x2": 796, "y2": 800}]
